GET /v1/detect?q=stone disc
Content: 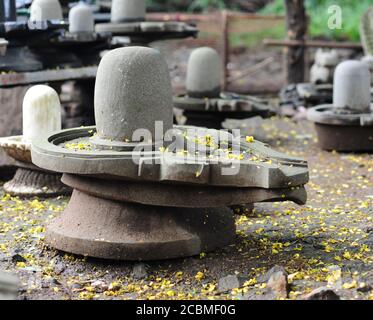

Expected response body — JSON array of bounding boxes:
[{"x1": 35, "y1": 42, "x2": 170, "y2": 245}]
[
  {"x1": 62, "y1": 174, "x2": 307, "y2": 207},
  {"x1": 46, "y1": 189, "x2": 236, "y2": 261},
  {"x1": 4, "y1": 168, "x2": 71, "y2": 197}
]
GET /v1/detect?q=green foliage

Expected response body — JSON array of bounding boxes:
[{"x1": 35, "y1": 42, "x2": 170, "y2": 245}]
[{"x1": 260, "y1": 0, "x2": 373, "y2": 41}]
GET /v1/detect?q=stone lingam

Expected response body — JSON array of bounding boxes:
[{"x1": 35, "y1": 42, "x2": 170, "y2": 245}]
[
  {"x1": 52, "y1": 2, "x2": 111, "y2": 61},
  {"x1": 29, "y1": 0, "x2": 63, "y2": 21},
  {"x1": 26, "y1": 1, "x2": 112, "y2": 69},
  {"x1": 95, "y1": 0, "x2": 198, "y2": 45},
  {"x1": 310, "y1": 49, "x2": 339, "y2": 85},
  {"x1": 174, "y1": 47, "x2": 274, "y2": 129},
  {"x1": 307, "y1": 60, "x2": 373, "y2": 152},
  {"x1": 0, "y1": 0, "x2": 68, "y2": 72},
  {"x1": 32, "y1": 47, "x2": 309, "y2": 261},
  {"x1": 0, "y1": 85, "x2": 71, "y2": 196}
]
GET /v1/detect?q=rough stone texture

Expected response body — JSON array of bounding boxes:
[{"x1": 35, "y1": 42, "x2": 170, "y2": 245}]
[
  {"x1": 333, "y1": 60, "x2": 371, "y2": 112},
  {"x1": 45, "y1": 188, "x2": 236, "y2": 261},
  {"x1": 186, "y1": 47, "x2": 222, "y2": 98},
  {"x1": 22, "y1": 85, "x2": 61, "y2": 143},
  {"x1": 32, "y1": 127, "x2": 309, "y2": 190},
  {"x1": 61, "y1": 174, "x2": 306, "y2": 208},
  {"x1": 68, "y1": 3, "x2": 94, "y2": 34},
  {"x1": 3, "y1": 168, "x2": 71, "y2": 198},
  {"x1": 267, "y1": 269, "x2": 289, "y2": 299},
  {"x1": 303, "y1": 287, "x2": 340, "y2": 300},
  {"x1": 111, "y1": 0, "x2": 146, "y2": 23},
  {"x1": 218, "y1": 275, "x2": 240, "y2": 292},
  {"x1": 313, "y1": 123, "x2": 373, "y2": 152},
  {"x1": 94, "y1": 47, "x2": 173, "y2": 142},
  {"x1": 29, "y1": 0, "x2": 63, "y2": 21}
]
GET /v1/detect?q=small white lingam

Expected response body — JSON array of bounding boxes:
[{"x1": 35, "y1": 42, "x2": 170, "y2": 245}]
[
  {"x1": 29, "y1": 0, "x2": 63, "y2": 21},
  {"x1": 111, "y1": 0, "x2": 146, "y2": 23},
  {"x1": 68, "y1": 2, "x2": 94, "y2": 34},
  {"x1": 333, "y1": 60, "x2": 371, "y2": 113},
  {"x1": 22, "y1": 85, "x2": 61, "y2": 143}
]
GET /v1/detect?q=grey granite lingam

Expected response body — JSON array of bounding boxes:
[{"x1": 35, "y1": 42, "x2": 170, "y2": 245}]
[
  {"x1": 174, "y1": 47, "x2": 274, "y2": 128},
  {"x1": 95, "y1": 0, "x2": 197, "y2": 44},
  {"x1": 94, "y1": 47, "x2": 173, "y2": 145},
  {"x1": 0, "y1": 85, "x2": 70, "y2": 197},
  {"x1": 32, "y1": 47, "x2": 309, "y2": 261},
  {"x1": 29, "y1": 0, "x2": 63, "y2": 21},
  {"x1": 186, "y1": 47, "x2": 222, "y2": 99},
  {"x1": 308, "y1": 60, "x2": 373, "y2": 152}
]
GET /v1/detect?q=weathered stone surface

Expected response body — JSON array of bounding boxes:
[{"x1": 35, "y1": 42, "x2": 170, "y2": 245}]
[
  {"x1": 303, "y1": 287, "x2": 340, "y2": 300},
  {"x1": 68, "y1": 3, "x2": 94, "y2": 34},
  {"x1": 333, "y1": 60, "x2": 371, "y2": 112},
  {"x1": 32, "y1": 126, "x2": 309, "y2": 190},
  {"x1": 218, "y1": 275, "x2": 240, "y2": 292},
  {"x1": 111, "y1": 0, "x2": 146, "y2": 23},
  {"x1": 45, "y1": 188, "x2": 236, "y2": 261},
  {"x1": 29, "y1": 0, "x2": 63, "y2": 21},
  {"x1": 267, "y1": 268, "x2": 289, "y2": 299},
  {"x1": 94, "y1": 47, "x2": 173, "y2": 142},
  {"x1": 186, "y1": 47, "x2": 222, "y2": 98},
  {"x1": 3, "y1": 167, "x2": 71, "y2": 198},
  {"x1": 258, "y1": 265, "x2": 287, "y2": 283}
]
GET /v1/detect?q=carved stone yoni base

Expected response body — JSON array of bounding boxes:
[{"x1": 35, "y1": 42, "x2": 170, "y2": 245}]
[
  {"x1": 46, "y1": 189, "x2": 236, "y2": 261},
  {"x1": 314, "y1": 123, "x2": 373, "y2": 152},
  {"x1": 3, "y1": 168, "x2": 71, "y2": 197}
]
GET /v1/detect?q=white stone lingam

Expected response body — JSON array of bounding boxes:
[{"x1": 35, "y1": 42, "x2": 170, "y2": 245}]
[
  {"x1": 22, "y1": 85, "x2": 62, "y2": 143},
  {"x1": 333, "y1": 60, "x2": 371, "y2": 113},
  {"x1": 310, "y1": 49, "x2": 339, "y2": 84},
  {"x1": 29, "y1": 0, "x2": 63, "y2": 21},
  {"x1": 68, "y1": 2, "x2": 94, "y2": 34},
  {"x1": 186, "y1": 47, "x2": 222, "y2": 98},
  {"x1": 111, "y1": 0, "x2": 146, "y2": 23}
]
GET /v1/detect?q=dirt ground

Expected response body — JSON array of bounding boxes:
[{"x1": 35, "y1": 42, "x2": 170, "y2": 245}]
[{"x1": 0, "y1": 117, "x2": 372, "y2": 300}]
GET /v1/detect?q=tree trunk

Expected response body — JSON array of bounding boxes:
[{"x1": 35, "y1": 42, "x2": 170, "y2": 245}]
[{"x1": 285, "y1": 0, "x2": 307, "y2": 84}]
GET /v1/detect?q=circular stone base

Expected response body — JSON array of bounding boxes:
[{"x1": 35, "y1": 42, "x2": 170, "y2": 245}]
[
  {"x1": 46, "y1": 189, "x2": 236, "y2": 261},
  {"x1": 314, "y1": 123, "x2": 373, "y2": 152},
  {"x1": 3, "y1": 168, "x2": 72, "y2": 197}
]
